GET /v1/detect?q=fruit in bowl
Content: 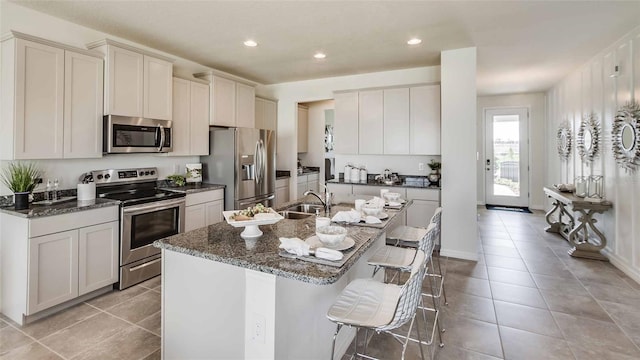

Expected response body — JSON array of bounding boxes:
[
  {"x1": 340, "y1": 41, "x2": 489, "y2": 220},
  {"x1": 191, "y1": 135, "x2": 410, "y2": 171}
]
[
  {"x1": 361, "y1": 203, "x2": 382, "y2": 216},
  {"x1": 383, "y1": 192, "x2": 401, "y2": 202},
  {"x1": 316, "y1": 225, "x2": 347, "y2": 246}
]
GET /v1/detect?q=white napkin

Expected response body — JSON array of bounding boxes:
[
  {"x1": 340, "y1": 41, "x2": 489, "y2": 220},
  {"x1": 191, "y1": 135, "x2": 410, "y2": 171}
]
[
  {"x1": 364, "y1": 216, "x2": 382, "y2": 224},
  {"x1": 331, "y1": 210, "x2": 362, "y2": 223},
  {"x1": 279, "y1": 237, "x2": 310, "y2": 256},
  {"x1": 366, "y1": 196, "x2": 386, "y2": 208}
]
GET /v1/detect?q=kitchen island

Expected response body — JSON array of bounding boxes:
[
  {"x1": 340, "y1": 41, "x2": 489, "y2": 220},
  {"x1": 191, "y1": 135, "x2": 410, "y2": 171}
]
[{"x1": 154, "y1": 199, "x2": 409, "y2": 359}]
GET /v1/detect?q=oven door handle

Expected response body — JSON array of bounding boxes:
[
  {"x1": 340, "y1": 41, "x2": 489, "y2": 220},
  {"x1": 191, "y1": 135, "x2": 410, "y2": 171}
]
[{"x1": 123, "y1": 198, "x2": 185, "y2": 215}]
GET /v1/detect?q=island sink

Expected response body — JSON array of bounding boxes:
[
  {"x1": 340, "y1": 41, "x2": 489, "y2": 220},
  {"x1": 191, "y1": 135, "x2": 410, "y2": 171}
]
[
  {"x1": 286, "y1": 203, "x2": 323, "y2": 214},
  {"x1": 278, "y1": 210, "x2": 314, "y2": 219}
]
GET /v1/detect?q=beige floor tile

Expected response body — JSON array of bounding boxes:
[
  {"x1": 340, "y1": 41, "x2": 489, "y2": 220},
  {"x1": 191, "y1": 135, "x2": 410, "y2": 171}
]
[
  {"x1": 137, "y1": 311, "x2": 161, "y2": 336},
  {"x1": 445, "y1": 273, "x2": 492, "y2": 298},
  {"x1": 498, "y1": 326, "x2": 574, "y2": 360},
  {"x1": 522, "y1": 258, "x2": 574, "y2": 278},
  {"x1": 508, "y1": 233, "x2": 543, "y2": 242},
  {"x1": 482, "y1": 245, "x2": 521, "y2": 259},
  {"x1": 18, "y1": 303, "x2": 99, "y2": 340},
  {"x1": 599, "y1": 300, "x2": 640, "y2": 348},
  {"x1": 441, "y1": 289, "x2": 496, "y2": 323},
  {"x1": 0, "y1": 326, "x2": 33, "y2": 356},
  {"x1": 572, "y1": 266, "x2": 632, "y2": 289},
  {"x1": 584, "y1": 282, "x2": 640, "y2": 307},
  {"x1": 85, "y1": 285, "x2": 148, "y2": 310},
  {"x1": 484, "y1": 255, "x2": 528, "y2": 271},
  {"x1": 568, "y1": 342, "x2": 640, "y2": 360},
  {"x1": 540, "y1": 290, "x2": 612, "y2": 323},
  {"x1": 552, "y1": 312, "x2": 640, "y2": 358},
  {"x1": 487, "y1": 267, "x2": 536, "y2": 288},
  {"x1": 0, "y1": 320, "x2": 7, "y2": 329},
  {"x1": 434, "y1": 344, "x2": 503, "y2": 360},
  {"x1": 490, "y1": 282, "x2": 547, "y2": 309},
  {"x1": 0, "y1": 342, "x2": 62, "y2": 360},
  {"x1": 141, "y1": 349, "x2": 161, "y2": 360},
  {"x1": 493, "y1": 301, "x2": 561, "y2": 337},
  {"x1": 40, "y1": 313, "x2": 130, "y2": 359},
  {"x1": 446, "y1": 259, "x2": 488, "y2": 279},
  {"x1": 438, "y1": 312, "x2": 503, "y2": 358},
  {"x1": 481, "y1": 238, "x2": 516, "y2": 249},
  {"x1": 138, "y1": 276, "x2": 161, "y2": 290},
  {"x1": 531, "y1": 274, "x2": 589, "y2": 296},
  {"x1": 106, "y1": 290, "x2": 161, "y2": 324},
  {"x1": 71, "y1": 325, "x2": 160, "y2": 360}
]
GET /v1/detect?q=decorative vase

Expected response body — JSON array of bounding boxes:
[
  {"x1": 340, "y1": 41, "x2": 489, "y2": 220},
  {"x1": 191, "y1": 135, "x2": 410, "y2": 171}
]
[{"x1": 14, "y1": 192, "x2": 29, "y2": 210}]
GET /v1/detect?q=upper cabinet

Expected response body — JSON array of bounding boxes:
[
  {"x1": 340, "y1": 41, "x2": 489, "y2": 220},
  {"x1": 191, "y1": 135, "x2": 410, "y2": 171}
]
[
  {"x1": 1, "y1": 32, "x2": 104, "y2": 160},
  {"x1": 255, "y1": 97, "x2": 277, "y2": 131},
  {"x1": 87, "y1": 39, "x2": 173, "y2": 120},
  {"x1": 170, "y1": 77, "x2": 210, "y2": 156},
  {"x1": 297, "y1": 105, "x2": 309, "y2": 153},
  {"x1": 194, "y1": 72, "x2": 257, "y2": 128},
  {"x1": 333, "y1": 84, "x2": 440, "y2": 155}
]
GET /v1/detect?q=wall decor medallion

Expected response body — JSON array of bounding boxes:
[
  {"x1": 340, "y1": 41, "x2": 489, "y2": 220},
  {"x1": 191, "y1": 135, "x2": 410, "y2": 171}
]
[
  {"x1": 612, "y1": 101, "x2": 640, "y2": 172},
  {"x1": 556, "y1": 122, "x2": 572, "y2": 160},
  {"x1": 576, "y1": 112, "x2": 601, "y2": 163}
]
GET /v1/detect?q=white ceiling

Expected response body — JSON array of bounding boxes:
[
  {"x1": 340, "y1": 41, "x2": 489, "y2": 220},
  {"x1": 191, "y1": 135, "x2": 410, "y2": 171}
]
[{"x1": 11, "y1": 1, "x2": 640, "y2": 95}]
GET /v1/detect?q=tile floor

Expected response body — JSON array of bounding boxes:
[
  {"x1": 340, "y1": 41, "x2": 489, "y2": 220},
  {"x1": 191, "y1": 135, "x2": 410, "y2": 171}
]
[{"x1": 2, "y1": 207, "x2": 640, "y2": 359}]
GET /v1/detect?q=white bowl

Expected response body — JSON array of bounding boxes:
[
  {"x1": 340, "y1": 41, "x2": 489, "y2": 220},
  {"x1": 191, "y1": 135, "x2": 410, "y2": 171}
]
[
  {"x1": 361, "y1": 204, "x2": 382, "y2": 216},
  {"x1": 316, "y1": 225, "x2": 347, "y2": 246},
  {"x1": 384, "y1": 192, "x2": 401, "y2": 201}
]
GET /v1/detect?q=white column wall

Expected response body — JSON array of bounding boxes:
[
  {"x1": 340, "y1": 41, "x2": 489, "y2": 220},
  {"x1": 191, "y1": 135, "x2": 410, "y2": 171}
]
[
  {"x1": 440, "y1": 47, "x2": 479, "y2": 261},
  {"x1": 546, "y1": 24, "x2": 640, "y2": 282}
]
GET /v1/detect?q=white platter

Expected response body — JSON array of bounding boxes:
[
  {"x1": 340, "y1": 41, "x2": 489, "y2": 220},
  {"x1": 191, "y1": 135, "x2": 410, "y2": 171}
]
[
  {"x1": 305, "y1": 235, "x2": 355, "y2": 251},
  {"x1": 223, "y1": 208, "x2": 283, "y2": 238}
]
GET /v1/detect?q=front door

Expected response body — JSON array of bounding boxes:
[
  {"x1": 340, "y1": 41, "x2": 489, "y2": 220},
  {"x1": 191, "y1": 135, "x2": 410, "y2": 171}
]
[{"x1": 484, "y1": 108, "x2": 529, "y2": 207}]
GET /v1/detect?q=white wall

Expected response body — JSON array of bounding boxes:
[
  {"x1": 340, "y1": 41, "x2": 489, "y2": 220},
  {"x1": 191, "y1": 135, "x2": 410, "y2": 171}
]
[
  {"x1": 546, "y1": 24, "x2": 640, "y2": 282},
  {"x1": 477, "y1": 93, "x2": 547, "y2": 210},
  {"x1": 300, "y1": 100, "x2": 334, "y2": 187},
  {"x1": 441, "y1": 47, "x2": 479, "y2": 261}
]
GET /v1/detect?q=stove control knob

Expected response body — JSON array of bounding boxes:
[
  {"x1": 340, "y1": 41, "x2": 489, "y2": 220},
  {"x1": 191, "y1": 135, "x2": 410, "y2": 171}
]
[
  {"x1": 97, "y1": 174, "x2": 103, "y2": 180},
  {"x1": 150, "y1": 170, "x2": 155, "y2": 175},
  {"x1": 104, "y1": 174, "x2": 111, "y2": 179},
  {"x1": 144, "y1": 171, "x2": 150, "y2": 176},
  {"x1": 139, "y1": 171, "x2": 144, "y2": 176}
]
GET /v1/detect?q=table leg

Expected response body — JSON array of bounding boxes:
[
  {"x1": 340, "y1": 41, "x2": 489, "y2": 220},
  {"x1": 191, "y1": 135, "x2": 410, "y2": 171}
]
[
  {"x1": 567, "y1": 209, "x2": 608, "y2": 261},
  {"x1": 544, "y1": 200, "x2": 562, "y2": 233},
  {"x1": 545, "y1": 199, "x2": 574, "y2": 240}
]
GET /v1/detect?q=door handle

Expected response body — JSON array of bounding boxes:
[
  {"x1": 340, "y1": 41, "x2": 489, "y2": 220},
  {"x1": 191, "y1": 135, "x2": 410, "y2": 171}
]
[{"x1": 158, "y1": 125, "x2": 165, "y2": 152}]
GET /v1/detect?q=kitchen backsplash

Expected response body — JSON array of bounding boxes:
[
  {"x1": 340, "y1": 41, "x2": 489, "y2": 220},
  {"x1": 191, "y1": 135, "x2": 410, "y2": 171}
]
[{"x1": 334, "y1": 154, "x2": 440, "y2": 176}]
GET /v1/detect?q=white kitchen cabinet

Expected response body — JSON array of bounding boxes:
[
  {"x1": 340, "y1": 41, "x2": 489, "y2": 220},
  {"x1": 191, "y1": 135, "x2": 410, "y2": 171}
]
[
  {"x1": 383, "y1": 88, "x2": 410, "y2": 154},
  {"x1": 185, "y1": 189, "x2": 224, "y2": 232},
  {"x1": 1, "y1": 32, "x2": 105, "y2": 160},
  {"x1": 170, "y1": 77, "x2": 210, "y2": 156},
  {"x1": 410, "y1": 85, "x2": 441, "y2": 155},
  {"x1": 297, "y1": 175, "x2": 308, "y2": 200},
  {"x1": 406, "y1": 188, "x2": 440, "y2": 228},
  {"x1": 236, "y1": 82, "x2": 255, "y2": 128},
  {"x1": 327, "y1": 183, "x2": 352, "y2": 197},
  {"x1": 88, "y1": 39, "x2": 174, "y2": 120},
  {"x1": 78, "y1": 222, "x2": 119, "y2": 296},
  {"x1": 275, "y1": 178, "x2": 290, "y2": 208},
  {"x1": 255, "y1": 97, "x2": 277, "y2": 130},
  {"x1": 297, "y1": 105, "x2": 309, "y2": 153},
  {"x1": 358, "y1": 90, "x2": 383, "y2": 154},
  {"x1": 296, "y1": 173, "x2": 319, "y2": 199},
  {"x1": 211, "y1": 76, "x2": 236, "y2": 127},
  {"x1": 334, "y1": 92, "x2": 359, "y2": 154}
]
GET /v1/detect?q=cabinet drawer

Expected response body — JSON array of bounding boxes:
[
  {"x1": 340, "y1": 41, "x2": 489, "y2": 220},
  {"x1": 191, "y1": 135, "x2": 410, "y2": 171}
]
[
  {"x1": 276, "y1": 178, "x2": 289, "y2": 189},
  {"x1": 297, "y1": 175, "x2": 308, "y2": 184},
  {"x1": 406, "y1": 188, "x2": 440, "y2": 202},
  {"x1": 186, "y1": 189, "x2": 224, "y2": 206},
  {"x1": 30, "y1": 206, "x2": 119, "y2": 238},
  {"x1": 306, "y1": 173, "x2": 319, "y2": 182}
]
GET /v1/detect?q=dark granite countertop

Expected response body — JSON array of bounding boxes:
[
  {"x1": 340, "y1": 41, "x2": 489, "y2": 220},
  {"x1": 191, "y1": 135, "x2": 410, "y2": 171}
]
[
  {"x1": 154, "y1": 199, "x2": 410, "y2": 285},
  {"x1": 328, "y1": 177, "x2": 440, "y2": 190},
  {"x1": 276, "y1": 170, "x2": 291, "y2": 180},
  {"x1": 0, "y1": 198, "x2": 121, "y2": 219},
  {"x1": 159, "y1": 182, "x2": 225, "y2": 194}
]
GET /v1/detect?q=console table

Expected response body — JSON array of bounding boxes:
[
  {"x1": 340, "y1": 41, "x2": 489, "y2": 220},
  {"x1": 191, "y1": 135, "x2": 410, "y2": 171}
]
[{"x1": 543, "y1": 186, "x2": 612, "y2": 261}]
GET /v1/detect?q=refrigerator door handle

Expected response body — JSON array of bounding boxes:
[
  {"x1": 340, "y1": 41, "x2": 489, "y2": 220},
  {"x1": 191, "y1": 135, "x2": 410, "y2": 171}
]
[
  {"x1": 254, "y1": 140, "x2": 261, "y2": 184},
  {"x1": 259, "y1": 139, "x2": 266, "y2": 184}
]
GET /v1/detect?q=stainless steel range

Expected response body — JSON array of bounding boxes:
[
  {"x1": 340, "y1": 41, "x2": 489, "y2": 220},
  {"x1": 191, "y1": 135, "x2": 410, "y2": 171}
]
[{"x1": 91, "y1": 167, "x2": 185, "y2": 290}]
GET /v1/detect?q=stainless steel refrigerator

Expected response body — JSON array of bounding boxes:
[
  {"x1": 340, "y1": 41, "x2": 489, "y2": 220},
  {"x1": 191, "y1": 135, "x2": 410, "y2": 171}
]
[{"x1": 201, "y1": 127, "x2": 275, "y2": 210}]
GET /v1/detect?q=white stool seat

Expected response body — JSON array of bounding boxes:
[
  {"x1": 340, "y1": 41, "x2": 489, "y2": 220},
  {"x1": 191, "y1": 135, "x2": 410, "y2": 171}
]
[
  {"x1": 327, "y1": 278, "x2": 402, "y2": 328},
  {"x1": 368, "y1": 246, "x2": 417, "y2": 269},
  {"x1": 388, "y1": 225, "x2": 428, "y2": 243}
]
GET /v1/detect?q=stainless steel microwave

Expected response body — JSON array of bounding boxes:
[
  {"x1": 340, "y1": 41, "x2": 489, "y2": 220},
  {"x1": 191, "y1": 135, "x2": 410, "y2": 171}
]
[{"x1": 103, "y1": 115, "x2": 173, "y2": 153}]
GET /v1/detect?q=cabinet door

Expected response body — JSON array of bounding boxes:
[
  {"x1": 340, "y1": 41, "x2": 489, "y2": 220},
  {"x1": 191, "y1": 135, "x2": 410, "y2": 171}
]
[
  {"x1": 15, "y1": 39, "x2": 64, "y2": 159},
  {"x1": 297, "y1": 106, "x2": 309, "y2": 153},
  {"x1": 107, "y1": 45, "x2": 143, "y2": 117},
  {"x1": 308, "y1": 180, "x2": 319, "y2": 193},
  {"x1": 358, "y1": 90, "x2": 383, "y2": 154},
  {"x1": 275, "y1": 185, "x2": 289, "y2": 208},
  {"x1": 297, "y1": 182, "x2": 308, "y2": 200},
  {"x1": 407, "y1": 200, "x2": 438, "y2": 228},
  {"x1": 255, "y1": 98, "x2": 265, "y2": 129},
  {"x1": 205, "y1": 200, "x2": 223, "y2": 226},
  {"x1": 190, "y1": 81, "x2": 210, "y2": 155},
  {"x1": 170, "y1": 77, "x2": 190, "y2": 156},
  {"x1": 64, "y1": 51, "x2": 103, "y2": 159},
  {"x1": 211, "y1": 76, "x2": 236, "y2": 127},
  {"x1": 185, "y1": 204, "x2": 206, "y2": 232},
  {"x1": 28, "y1": 230, "x2": 79, "y2": 314},
  {"x1": 236, "y1": 83, "x2": 255, "y2": 128},
  {"x1": 383, "y1": 88, "x2": 410, "y2": 154},
  {"x1": 327, "y1": 183, "x2": 352, "y2": 197},
  {"x1": 78, "y1": 222, "x2": 118, "y2": 296},
  {"x1": 410, "y1": 85, "x2": 441, "y2": 155},
  {"x1": 143, "y1": 55, "x2": 173, "y2": 120},
  {"x1": 334, "y1": 92, "x2": 359, "y2": 154},
  {"x1": 263, "y1": 98, "x2": 277, "y2": 131}
]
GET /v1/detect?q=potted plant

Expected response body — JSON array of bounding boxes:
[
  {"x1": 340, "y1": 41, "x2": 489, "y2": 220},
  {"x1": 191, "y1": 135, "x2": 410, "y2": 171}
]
[
  {"x1": 1, "y1": 162, "x2": 42, "y2": 210},
  {"x1": 427, "y1": 159, "x2": 441, "y2": 185},
  {"x1": 167, "y1": 174, "x2": 186, "y2": 187}
]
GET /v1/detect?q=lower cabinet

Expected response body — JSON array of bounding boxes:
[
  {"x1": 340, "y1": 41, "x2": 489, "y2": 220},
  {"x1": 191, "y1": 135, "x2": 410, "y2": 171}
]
[
  {"x1": 1, "y1": 206, "x2": 119, "y2": 324},
  {"x1": 185, "y1": 189, "x2": 224, "y2": 232},
  {"x1": 275, "y1": 178, "x2": 290, "y2": 208},
  {"x1": 406, "y1": 188, "x2": 440, "y2": 228},
  {"x1": 297, "y1": 173, "x2": 319, "y2": 199}
]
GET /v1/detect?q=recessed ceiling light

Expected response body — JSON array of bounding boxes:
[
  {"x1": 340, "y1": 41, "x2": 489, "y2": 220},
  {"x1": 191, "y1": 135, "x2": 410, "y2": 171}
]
[
  {"x1": 244, "y1": 40, "x2": 258, "y2": 47},
  {"x1": 314, "y1": 52, "x2": 326, "y2": 59},
  {"x1": 407, "y1": 38, "x2": 422, "y2": 45}
]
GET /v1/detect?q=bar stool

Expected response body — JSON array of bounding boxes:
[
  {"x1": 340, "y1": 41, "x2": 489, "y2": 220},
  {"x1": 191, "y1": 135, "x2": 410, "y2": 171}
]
[{"x1": 327, "y1": 250, "x2": 429, "y2": 360}]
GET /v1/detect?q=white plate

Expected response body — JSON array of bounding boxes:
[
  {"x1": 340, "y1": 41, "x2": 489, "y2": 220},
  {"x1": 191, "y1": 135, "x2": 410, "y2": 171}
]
[
  {"x1": 362, "y1": 212, "x2": 389, "y2": 220},
  {"x1": 223, "y1": 208, "x2": 284, "y2": 227},
  {"x1": 386, "y1": 199, "x2": 406, "y2": 206},
  {"x1": 305, "y1": 235, "x2": 355, "y2": 251}
]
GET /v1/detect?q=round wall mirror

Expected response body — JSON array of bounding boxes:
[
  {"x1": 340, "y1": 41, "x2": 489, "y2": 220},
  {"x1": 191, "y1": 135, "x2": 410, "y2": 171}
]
[
  {"x1": 613, "y1": 101, "x2": 640, "y2": 172},
  {"x1": 556, "y1": 123, "x2": 572, "y2": 160},
  {"x1": 577, "y1": 113, "x2": 601, "y2": 163}
]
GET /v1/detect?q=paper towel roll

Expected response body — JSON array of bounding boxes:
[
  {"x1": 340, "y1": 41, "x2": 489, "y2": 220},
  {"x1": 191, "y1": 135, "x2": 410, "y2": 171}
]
[{"x1": 77, "y1": 183, "x2": 96, "y2": 201}]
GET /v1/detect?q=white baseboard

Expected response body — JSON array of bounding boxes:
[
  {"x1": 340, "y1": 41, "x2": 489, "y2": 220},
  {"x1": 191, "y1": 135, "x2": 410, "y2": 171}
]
[
  {"x1": 440, "y1": 248, "x2": 479, "y2": 261},
  {"x1": 477, "y1": 201, "x2": 485, "y2": 206},
  {"x1": 602, "y1": 249, "x2": 640, "y2": 285}
]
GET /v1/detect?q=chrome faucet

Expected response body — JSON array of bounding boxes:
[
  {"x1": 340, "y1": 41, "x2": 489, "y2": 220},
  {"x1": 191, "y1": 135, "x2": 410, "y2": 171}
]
[{"x1": 304, "y1": 190, "x2": 331, "y2": 213}]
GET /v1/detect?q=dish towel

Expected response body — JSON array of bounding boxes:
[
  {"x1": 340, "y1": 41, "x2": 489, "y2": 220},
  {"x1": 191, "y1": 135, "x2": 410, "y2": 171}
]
[
  {"x1": 331, "y1": 210, "x2": 362, "y2": 223},
  {"x1": 279, "y1": 237, "x2": 344, "y2": 261},
  {"x1": 364, "y1": 216, "x2": 382, "y2": 224}
]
